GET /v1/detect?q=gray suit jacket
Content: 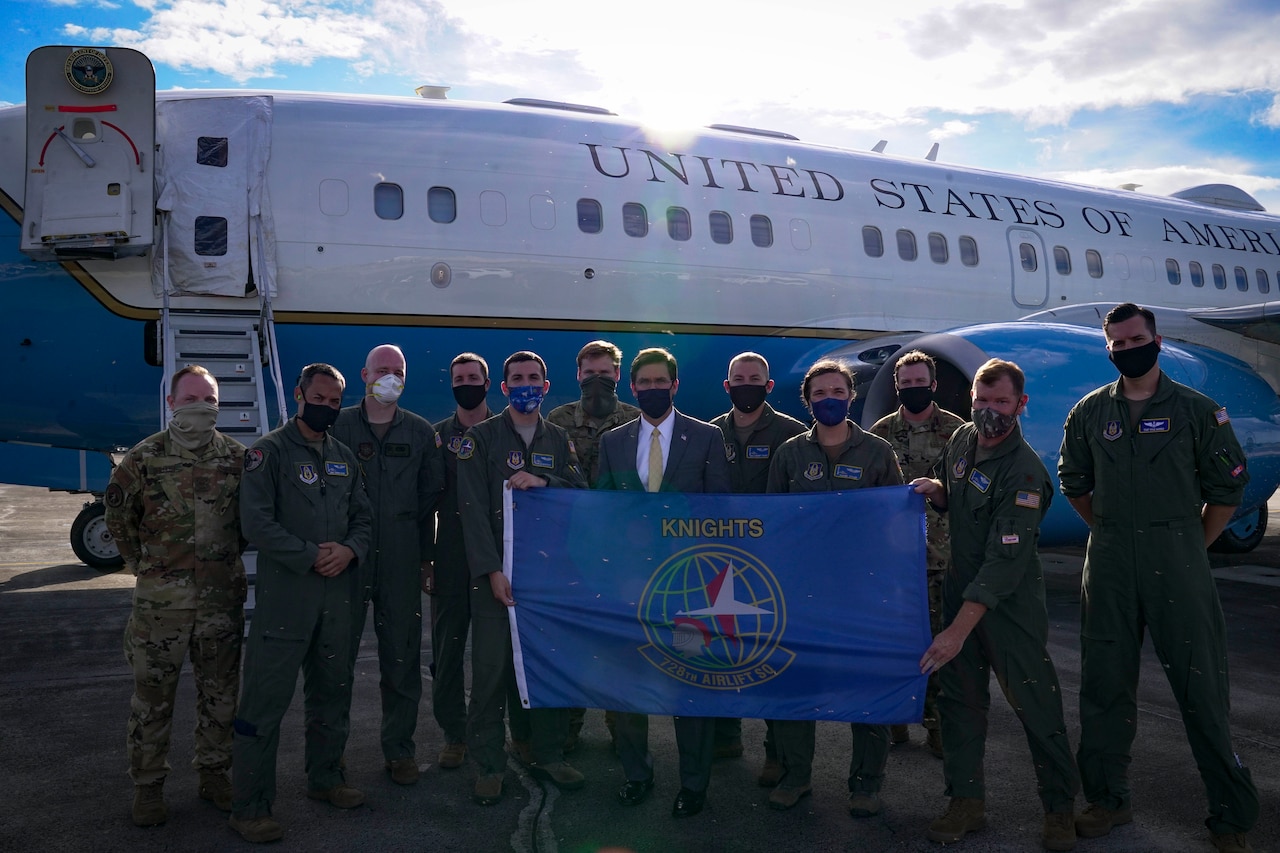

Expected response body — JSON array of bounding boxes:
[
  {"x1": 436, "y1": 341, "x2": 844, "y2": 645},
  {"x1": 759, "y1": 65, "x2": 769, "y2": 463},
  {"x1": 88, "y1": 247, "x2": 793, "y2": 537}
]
[{"x1": 595, "y1": 409, "x2": 731, "y2": 493}]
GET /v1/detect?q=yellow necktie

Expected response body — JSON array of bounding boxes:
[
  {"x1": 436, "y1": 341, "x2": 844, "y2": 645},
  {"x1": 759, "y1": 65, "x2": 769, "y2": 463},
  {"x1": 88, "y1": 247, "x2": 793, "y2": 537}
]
[{"x1": 648, "y1": 427, "x2": 663, "y2": 492}]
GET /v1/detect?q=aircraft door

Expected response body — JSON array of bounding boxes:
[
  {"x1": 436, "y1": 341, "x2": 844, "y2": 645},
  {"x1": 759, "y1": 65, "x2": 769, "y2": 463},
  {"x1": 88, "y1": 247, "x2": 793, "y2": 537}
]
[
  {"x1": 22, "y1": 46, "x2": 155, "y2": 261},
  {"x1": 1007, "y1": 228, "x2": 1048, "y2": 309}
]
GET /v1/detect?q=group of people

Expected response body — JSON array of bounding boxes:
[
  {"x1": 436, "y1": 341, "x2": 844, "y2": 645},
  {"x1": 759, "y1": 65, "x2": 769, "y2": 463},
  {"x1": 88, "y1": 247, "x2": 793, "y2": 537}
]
[{"x1": 103, "y1": 302, "x2": 1258, "y2": 852}]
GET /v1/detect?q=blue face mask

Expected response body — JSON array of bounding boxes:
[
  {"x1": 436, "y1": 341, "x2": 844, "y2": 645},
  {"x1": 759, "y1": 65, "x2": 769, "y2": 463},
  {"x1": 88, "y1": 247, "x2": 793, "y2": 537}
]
[
  {"x1": 810, "y1": 396, "x2": 849, "y2": 427},
  {"x1": 507, "y1": 384, "x2": 545, "y2": 414}
]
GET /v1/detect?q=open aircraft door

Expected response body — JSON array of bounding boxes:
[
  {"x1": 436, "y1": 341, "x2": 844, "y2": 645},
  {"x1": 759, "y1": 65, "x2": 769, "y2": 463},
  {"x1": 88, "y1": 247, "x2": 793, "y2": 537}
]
[{"x1": 21, "y1": 46, "x2": 155, "y2": 261}]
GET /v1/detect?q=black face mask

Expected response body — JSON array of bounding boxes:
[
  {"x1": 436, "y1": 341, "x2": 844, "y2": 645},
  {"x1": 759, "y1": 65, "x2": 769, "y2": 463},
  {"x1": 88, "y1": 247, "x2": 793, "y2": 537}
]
[
  {"x1": 579, "y1": 374, "x2": 619, "y2": 420},
  {"x1": 728, "y1": 384, "x2": 769, "y2": 414},
  {"x1": 897, "y1": 386, "x2": 934, "y2": 415},
  {"x1": 635, "y1": 387, "x2": 673, "y2": 420},
  {"x1": 452, "y1": 384, "x2": 488, "y2": 411},
  {"x1": 1109, "y1": 340, "x2": 1160, "y2": 379},
  {"x1": 298, "y1": 401, "x2": 340, "y2": 433}
]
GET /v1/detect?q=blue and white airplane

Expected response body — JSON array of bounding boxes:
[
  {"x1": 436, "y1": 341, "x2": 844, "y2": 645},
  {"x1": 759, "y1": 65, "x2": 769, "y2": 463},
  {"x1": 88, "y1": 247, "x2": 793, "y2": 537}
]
[{"x1": 4, "y1": 45, "x2": 1280, "y2": 567}]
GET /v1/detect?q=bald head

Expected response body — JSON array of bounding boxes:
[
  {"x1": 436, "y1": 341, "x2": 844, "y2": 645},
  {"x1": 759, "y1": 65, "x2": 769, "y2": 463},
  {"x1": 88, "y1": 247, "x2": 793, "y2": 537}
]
[{"x1": 365, "y1": 344, "x2": 405, "y2": 376}]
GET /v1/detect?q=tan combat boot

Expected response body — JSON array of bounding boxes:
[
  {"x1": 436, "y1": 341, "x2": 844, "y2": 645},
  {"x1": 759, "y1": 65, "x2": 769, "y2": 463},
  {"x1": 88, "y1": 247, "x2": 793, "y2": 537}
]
[
  {"x1": 198, "y1": 770, "x2": 233, "y2": 811},
  {"x1": 927, "y1": 797, "x2": 986, "y2": 843},
  {"x1": 132, "y1": 780, "x2": 167, "y2": 827},
  {"x1": 1043, "y1": 811, "x2": 1077, "y2": 851}
]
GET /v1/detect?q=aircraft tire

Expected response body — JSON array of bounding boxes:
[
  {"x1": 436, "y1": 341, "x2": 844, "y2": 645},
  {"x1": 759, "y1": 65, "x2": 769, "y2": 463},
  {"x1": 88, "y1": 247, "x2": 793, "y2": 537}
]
[
  {"x1": 1209, "y1": 504, "x2": 1267, "y2": 554},
  {"x1": 70, "y1": 501, "x2": 124, "y2": 571}
]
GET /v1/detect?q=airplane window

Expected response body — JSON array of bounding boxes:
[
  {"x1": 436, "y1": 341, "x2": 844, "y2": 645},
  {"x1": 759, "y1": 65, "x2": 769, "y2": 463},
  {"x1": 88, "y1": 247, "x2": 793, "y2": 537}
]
[
  {"x1": 197, "y1": 137, "x2": 229, "y2": 168},
  {"x1": 959, "y1": 236, "x2": 979, "y2": 267},
  {"x1": 1019, "y1": 242, "x2": 1038, "y2": 272},
  {"x1": 1257, "y1": 269, "x2": 1271, "y2": 294},
  {"x1": 623, "y1": 202, "x2": 648, "y2": 237},
  {"x1": 1114, "y1": 254, "x2": 1130, "y2": 280},
  {"x1": 1234, "y1": 266, "x2": 1249, "y2": 292},
  {"x1": 1085, "y1": 249, "x2": 1103, "y2": 278},
  {"x1": 709, "y1": 211, "x2": 733, "y2": 244},
  {"x1": 194, "y1": 216, "x2": 228, "y2": 256},
  {"x1": 862, "y1": 226, "x2": 883, "y2": 258},
  {"x1": 1166, "y1": 259, "x2": 1181, "y2": 285},
  {"x1": 791, "y1": 219, "x2": 812, "y2": 250},
  {"x1": 1054, "y1": 246, "x2": 1071, "y2": 275},
  {"x1": 928, "y1": 233, "x2": 948, "y2": 264},
  {"x1": 577, "y1": 198, "x2": 603, "y2": 234},
  {"x1": 1190, "y1": 261, "x2": 1205, "y2": 287},
  {"x1": 751, "y1": 215, "x2": 773, "y2": 248},
  {"x1": 430, "y1": 187, "x2": 457, "y2": 224},
  {"x1": 374, "y1": 183, "x2": 403, "y2": 220},
  {"x1": 480, "y1": 190, "x2": 506, "y2": 226},
  {"x1": 896, "y1": 229, "x2": 917, "y2": 261},
  {"x1": 1212, "y1": 264, "x2": 1227, "y2": 289},
  {"x1": 667, "y1": 207, "x2": 692, "y2": 241}
]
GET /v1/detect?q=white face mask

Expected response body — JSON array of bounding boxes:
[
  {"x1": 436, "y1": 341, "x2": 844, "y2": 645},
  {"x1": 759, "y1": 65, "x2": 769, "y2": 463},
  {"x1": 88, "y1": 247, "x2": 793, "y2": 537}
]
[
  {"x1": 368, "y1": 374, "x2": 404, "y2": 405},
  {"x1": 168, "y1": 401, "x2": 219, "y2": 450}
]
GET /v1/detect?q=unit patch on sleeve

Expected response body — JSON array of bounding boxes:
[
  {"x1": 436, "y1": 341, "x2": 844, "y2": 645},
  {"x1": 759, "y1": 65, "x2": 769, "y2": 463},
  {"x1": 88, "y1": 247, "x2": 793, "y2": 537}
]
[
  {"x1": 244, "y1": 448, "x2": 265, "y2": 472},
  {"x1": 104, "y1": 482, "x2": 124, "y2": 508}
]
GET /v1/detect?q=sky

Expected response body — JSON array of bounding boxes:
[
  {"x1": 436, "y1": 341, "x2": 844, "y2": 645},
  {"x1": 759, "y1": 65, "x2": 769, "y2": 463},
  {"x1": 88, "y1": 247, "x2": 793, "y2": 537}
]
[{"x1": 4, "y1": 0, "x2": 1280, "y2": 210}]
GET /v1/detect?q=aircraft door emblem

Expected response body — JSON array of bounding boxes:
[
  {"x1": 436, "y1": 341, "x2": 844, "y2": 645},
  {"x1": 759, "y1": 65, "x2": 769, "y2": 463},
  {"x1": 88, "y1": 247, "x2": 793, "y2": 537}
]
[{"x1": 64, "y1": 48, "x2": 113, "y2": 95}]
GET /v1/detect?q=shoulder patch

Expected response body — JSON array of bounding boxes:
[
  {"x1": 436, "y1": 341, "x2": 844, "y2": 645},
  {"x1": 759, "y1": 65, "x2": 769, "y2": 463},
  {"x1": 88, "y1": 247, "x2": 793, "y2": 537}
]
[
  {"x1": 104, "y1": 482, "x2": 124, "y2": 508},
  {"x1": 1215, "y1": 407, "x2": 1230, "y2": 425},
  {"x1": 244, "y1": 448, "x2": 265, "y2": 472},
  {"x1": 435, "y1": 432, "x2": 443, "y2": 447},
  {"x1": 457, "y1": 438, "x2": 475, "y2": 460},
  {"x1": 1015, "y1": 490, "x2": 1041, "y2": 509}
]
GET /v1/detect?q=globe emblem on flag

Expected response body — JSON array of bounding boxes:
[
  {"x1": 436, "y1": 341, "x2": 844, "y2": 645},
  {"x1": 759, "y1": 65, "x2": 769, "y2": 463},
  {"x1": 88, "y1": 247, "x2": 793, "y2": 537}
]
[{"x1": 638, "y1": 544, "x2": 788, "y2": 681}]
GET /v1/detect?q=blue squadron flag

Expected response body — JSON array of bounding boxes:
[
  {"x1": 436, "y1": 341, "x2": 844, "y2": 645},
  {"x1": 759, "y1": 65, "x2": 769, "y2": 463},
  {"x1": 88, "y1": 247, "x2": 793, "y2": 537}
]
[{"x1": 502, "y1": 485, "x2": 930, "y2": 723}]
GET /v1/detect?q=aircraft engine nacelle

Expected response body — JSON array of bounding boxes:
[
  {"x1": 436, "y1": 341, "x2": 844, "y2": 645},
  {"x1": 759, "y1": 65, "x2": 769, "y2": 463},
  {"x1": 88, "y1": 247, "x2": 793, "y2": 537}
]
[{"x1": 846, "y1": 322, "x2": 1280, "y2": 551}]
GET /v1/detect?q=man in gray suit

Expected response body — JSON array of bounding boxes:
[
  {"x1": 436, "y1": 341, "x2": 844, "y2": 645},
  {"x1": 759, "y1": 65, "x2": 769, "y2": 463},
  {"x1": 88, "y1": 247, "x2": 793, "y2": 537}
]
[{"x1": 597, "y1": 347, "x2": 732, "y2": 818}]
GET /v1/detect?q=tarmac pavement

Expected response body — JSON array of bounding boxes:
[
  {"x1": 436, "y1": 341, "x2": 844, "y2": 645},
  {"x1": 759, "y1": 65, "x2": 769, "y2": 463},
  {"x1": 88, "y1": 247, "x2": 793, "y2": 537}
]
[{"x1": 0, "y1": 484, "x2": 1276, "y2": 852}]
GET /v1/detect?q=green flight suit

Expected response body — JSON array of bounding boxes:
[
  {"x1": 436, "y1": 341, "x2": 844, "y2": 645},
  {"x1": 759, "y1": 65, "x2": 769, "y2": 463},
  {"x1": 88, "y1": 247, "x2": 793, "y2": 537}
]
[
  {"x1": 1058, "y1": 372, "x2": 1258, "y2": 834},
  {"x1": 869, "y1": 404, "x2": 965, "y2": 733},
  {"x1": 457, "y1": 408, "x2": 586, "y2": 775},
  {"x1": 105, "y1": 428, "x2": 247, "y2": 786},
  {"x1": 333, "y1": 401, "x2": 445, "y2": 764},
  {"x1": 935, "y1": 421, "x2": 1078, "y2": 813},
  {"x1": 765, "y1": 421, "x2": 903, "y2": 793},
  {"x1": 710, "y1": 402, "x2": 807, "y2": 753},
  {"x1": 430, "y1": 410, "x2": 488, "y2": 747},
  {"x1": 232, "y1": 418, "x2": 373, "y2": 819}
]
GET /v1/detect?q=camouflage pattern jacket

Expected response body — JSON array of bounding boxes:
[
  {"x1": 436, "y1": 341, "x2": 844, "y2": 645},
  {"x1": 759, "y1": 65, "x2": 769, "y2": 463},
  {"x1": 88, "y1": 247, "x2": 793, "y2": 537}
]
[
  {"x1": 869, "y1": 405, "x2": 966, "y2": 574},
  {"x1": 104, "y1": 428, "x2": 248, "y2": 611},
  {"x1": 546, "y1": 399, "x2": 640, "y2": 486}
]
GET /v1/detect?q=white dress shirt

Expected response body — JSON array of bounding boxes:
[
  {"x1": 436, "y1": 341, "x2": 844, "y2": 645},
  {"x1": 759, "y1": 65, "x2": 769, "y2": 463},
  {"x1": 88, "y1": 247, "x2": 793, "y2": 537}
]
[{"x1": 636, "y1": 410, "x2": 674, "y2": 490}]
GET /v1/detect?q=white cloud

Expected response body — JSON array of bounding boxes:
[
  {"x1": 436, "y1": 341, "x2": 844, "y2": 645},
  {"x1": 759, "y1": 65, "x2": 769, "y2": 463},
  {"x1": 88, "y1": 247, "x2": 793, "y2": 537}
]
[{"x1": 930, "y1": 121, "x2": 977, "y2": 142}]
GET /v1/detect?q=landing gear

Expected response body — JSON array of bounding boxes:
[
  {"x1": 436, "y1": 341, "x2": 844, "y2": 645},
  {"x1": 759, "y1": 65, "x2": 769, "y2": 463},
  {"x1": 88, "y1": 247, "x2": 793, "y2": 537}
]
[
  {"x1": 70, "y1": 500, "x2": 123, "y2": 570},
  {"x1": 1210, "y1": 504, "x2": 1268, "y2": 554}
]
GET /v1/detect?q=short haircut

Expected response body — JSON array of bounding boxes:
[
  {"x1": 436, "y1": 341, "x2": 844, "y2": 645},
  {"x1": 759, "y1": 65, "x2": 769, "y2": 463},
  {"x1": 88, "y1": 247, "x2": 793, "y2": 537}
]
[
  {"x1": 630, "y1": 347, "x2": 678, "y2": 382},
  {"x1": 728, "y1": 351, "x2": 770, "y2": 379},
  {"x1": 503, "y1": 351, "x2": 547, "y2": 383},
  {"x1": 298, "y1": 363, "x2": 346, "y2": 393},
  {"x1": 451, "y1": 352, "x2": 489, "y2": 382},
  {"x1": 577, "y1": 340, "x2": 623, "y2": 369},
  {"x1": 1103, "y1": 302, "x2": 1158, "y2": 338},
  {"x1": 893, "y1": 350, "x2": 936, "y2": 385},
  {"x1": 170, "y1": 364, "x2": 216, "y2": 398},
  {"x1": 800, "y1": 359, "x2": 855, "y2": 402},
  {"x1": 973, "y1": 358, "x2": 1025, "y2": 398}
]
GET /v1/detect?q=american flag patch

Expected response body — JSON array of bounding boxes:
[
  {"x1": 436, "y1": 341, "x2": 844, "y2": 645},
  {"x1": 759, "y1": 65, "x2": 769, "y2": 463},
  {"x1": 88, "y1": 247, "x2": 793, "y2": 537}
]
[
  {"x1": 1001, "y1": 534, "x2": 1020, "y2": 545},
  {"x1": 1215, "y1": 408, "x2": 1230, "y2": 425},
  {"x1": 1015, "y1": 490, "x2": 1041, "y2": 509}
]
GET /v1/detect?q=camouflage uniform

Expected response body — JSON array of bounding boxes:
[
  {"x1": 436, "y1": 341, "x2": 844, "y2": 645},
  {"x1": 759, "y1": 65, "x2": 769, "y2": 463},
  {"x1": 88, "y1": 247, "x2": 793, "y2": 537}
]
[
  {"x1": 545, "y1": 397, "x2": 638, "y2": 741},
  {"x1": 869, "y1": 404, "x2": 965, "y2": 732},
  {"x1": 105, "y1": 428, "x2": 247, "y2": 786},
  {"x1": 546, "y1": 399, "x2": 640, "y2": 485}
]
